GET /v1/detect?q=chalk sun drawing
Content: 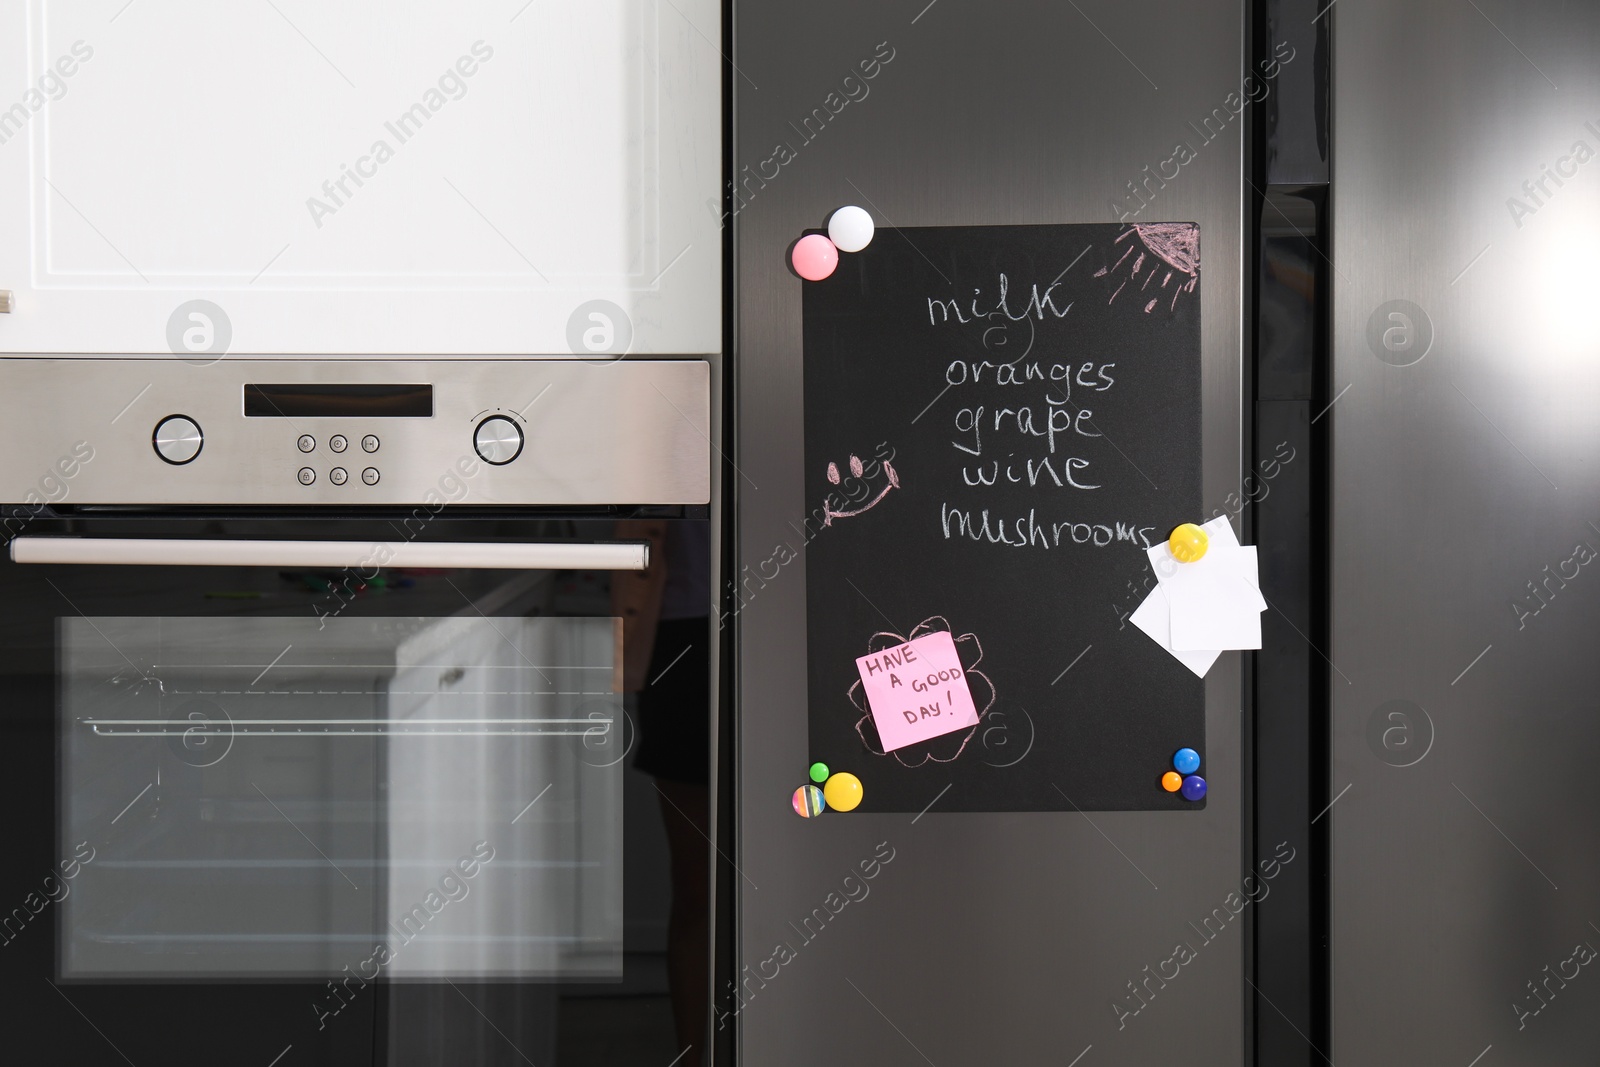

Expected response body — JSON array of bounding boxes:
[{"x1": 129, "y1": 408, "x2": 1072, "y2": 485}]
[
  {"x1": 850, "y1": 616, "x2": 995, "y2": 768},
  {"x1": 822, "y1": 453, "x2": 900, "y2": 526},
  {"x1": 1093, "y1": 222, "x2": 1199, "y2": 314}
]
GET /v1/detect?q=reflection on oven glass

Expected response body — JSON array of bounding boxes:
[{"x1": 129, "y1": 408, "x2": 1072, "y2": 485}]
[{"x1": 59, "y1": 615, "x2": 623, "y2": 981}]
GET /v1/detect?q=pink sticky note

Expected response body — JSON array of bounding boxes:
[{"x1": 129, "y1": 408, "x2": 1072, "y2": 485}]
[{"x1": 854, "y1": 630, "x2": 980, "y2": 752}]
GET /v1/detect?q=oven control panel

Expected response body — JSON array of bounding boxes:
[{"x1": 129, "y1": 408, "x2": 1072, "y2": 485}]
[{"x1": 0, "y1": 359, "x2": 710, "y2": 506}]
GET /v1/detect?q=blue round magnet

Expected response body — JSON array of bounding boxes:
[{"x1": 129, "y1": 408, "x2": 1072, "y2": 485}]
[
  {"x1": 1173, "y1": 747, "x2": 1201, "y2": 775},
  {"x1": 1180, "y1": 775, "x2": 1207, "y2": 802}
]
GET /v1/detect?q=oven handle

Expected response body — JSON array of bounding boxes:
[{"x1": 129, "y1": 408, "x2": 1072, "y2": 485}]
[{"x1": 8, "y1": 537, "x2": 649, "y2": 571}]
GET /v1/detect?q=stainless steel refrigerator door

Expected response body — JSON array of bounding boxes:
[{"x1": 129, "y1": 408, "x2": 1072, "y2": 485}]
[
  {"x1": 1332, "y1": 2, "x2": 1600, "y2": 1063},
  {"x1": 733, "y1": 2, "x2": 1246, "y2": 1062}
]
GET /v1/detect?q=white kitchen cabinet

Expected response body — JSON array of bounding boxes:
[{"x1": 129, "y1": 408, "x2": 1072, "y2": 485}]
[{"x1": 0, "y1": 1, "x2": 720, "y2": 356}]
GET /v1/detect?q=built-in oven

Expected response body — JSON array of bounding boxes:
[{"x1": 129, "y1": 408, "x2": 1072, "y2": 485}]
[{"x1": 0, "y1": 356, "x2": 711, "y2": 1066}]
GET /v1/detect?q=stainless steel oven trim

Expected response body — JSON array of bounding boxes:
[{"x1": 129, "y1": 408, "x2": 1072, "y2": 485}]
[{"x1": 10, "y1": 537, "x2": 648, "y2": 571}]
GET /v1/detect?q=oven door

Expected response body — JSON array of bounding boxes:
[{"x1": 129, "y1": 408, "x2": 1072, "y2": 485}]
[{"x1": 0, "y1": 517, "x2": 691, "y2": 1066}]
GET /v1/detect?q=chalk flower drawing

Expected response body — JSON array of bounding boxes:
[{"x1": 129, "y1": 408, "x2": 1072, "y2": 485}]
[
  {"x1": 850, "y1": 616, "x2": 995, "y2": 767},
  {"x1": 1093, "y1": 223, "x2": 1199, "y2": 314},
  {"x1": 822, "y1": 453, "x2": 900, "y2": 526}
]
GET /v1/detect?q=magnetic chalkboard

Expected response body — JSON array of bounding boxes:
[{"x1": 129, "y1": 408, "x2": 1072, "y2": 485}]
[{"x1": 802, "y1": 223, "x2": 1204, "y2": 812}]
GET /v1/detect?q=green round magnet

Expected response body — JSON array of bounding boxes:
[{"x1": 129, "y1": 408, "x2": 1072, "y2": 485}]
[{"x1": 809, "y1": 762, "x2": 830, "y2": 783}]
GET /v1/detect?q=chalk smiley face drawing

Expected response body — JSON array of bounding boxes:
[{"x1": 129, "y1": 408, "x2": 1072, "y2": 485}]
[
  {"x1": 821, "y1": 452, "x2": 900, "y2": 527},
  {"x1": 1094, "y1": 222, "x2": 1199, "y2": 314}
]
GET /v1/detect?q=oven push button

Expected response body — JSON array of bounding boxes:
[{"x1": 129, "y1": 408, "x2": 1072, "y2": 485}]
[{"x1": 297, "y1": 467, "x2": 316, "y2": 486}]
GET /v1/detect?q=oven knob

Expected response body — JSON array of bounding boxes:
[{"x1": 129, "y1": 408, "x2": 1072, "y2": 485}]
[
  {"x1": 473, "y1": 416, "x2": 524, "y2": 465},
  {"x1": 153, "y1": 415, "x2": 203, "y2": 465}
]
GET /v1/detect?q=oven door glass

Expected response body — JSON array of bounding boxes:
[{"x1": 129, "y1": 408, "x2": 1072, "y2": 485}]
[
  {"x1": 0, "y1": 541, "x2": 707, "y2": 1066},
  {"x1": 60, "y1": 612, "x2": 621, "y2": 983}
]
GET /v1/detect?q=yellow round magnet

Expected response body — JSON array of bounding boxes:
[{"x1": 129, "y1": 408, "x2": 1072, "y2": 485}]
[
  {"x1": 823, "y1": 772, "x2": 864, "y2": 812},
  {"x1": 1168, "y1": 523, "x2": 1209, "y2": 563},
  {"x1": 1161, "y1": 771, "x2": 1183, "y2": 792}
]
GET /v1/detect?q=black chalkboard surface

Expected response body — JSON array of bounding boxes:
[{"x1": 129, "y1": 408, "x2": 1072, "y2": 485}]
[{"x1": 802, "y1": 223, "x2": 1205, "y2": 812}]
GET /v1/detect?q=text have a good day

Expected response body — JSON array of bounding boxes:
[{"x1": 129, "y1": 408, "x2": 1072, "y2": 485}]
[{"x1": 854, "y1": 631, "x2": 980, "y2": 752}]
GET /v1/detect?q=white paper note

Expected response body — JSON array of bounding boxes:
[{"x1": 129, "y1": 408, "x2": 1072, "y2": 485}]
[
  {"x1": 1169, "y1": 546, "x2": 1265, "y2": 652},
  {"x1": 1131, "y1": 519, "x2": 1266, "y2": 675},
  {"x1": 1129, "y1": 584, "x2": 1223, "y2": 678}
]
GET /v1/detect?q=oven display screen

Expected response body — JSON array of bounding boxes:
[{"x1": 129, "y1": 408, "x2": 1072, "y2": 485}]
[{"x1": 243, "y1": 383, "x2": 433, "y2": 418}]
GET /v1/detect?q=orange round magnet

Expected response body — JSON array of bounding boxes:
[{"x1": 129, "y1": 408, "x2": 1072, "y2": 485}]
[{"x1": 1161, "y1": 771, "x2": 1183, "y2": 792}]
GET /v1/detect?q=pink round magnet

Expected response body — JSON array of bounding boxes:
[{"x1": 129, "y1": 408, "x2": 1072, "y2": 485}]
[{"x1": 791, "y1": 234, "x2": 839, "y2": 281}]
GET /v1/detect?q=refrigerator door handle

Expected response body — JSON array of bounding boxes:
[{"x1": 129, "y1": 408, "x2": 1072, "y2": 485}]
[{"x1": 9, "y1": 537, "x2": 649, "y2": 571}]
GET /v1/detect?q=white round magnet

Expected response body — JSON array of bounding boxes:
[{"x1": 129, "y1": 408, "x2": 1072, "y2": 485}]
[{"x1": 827, "y1": 205, "x2": 875, "y2": 253}]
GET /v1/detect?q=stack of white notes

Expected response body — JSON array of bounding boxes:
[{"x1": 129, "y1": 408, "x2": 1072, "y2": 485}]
[{"x1": 1130, "y1": 515, "x2": 1265, "y2": 678}]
